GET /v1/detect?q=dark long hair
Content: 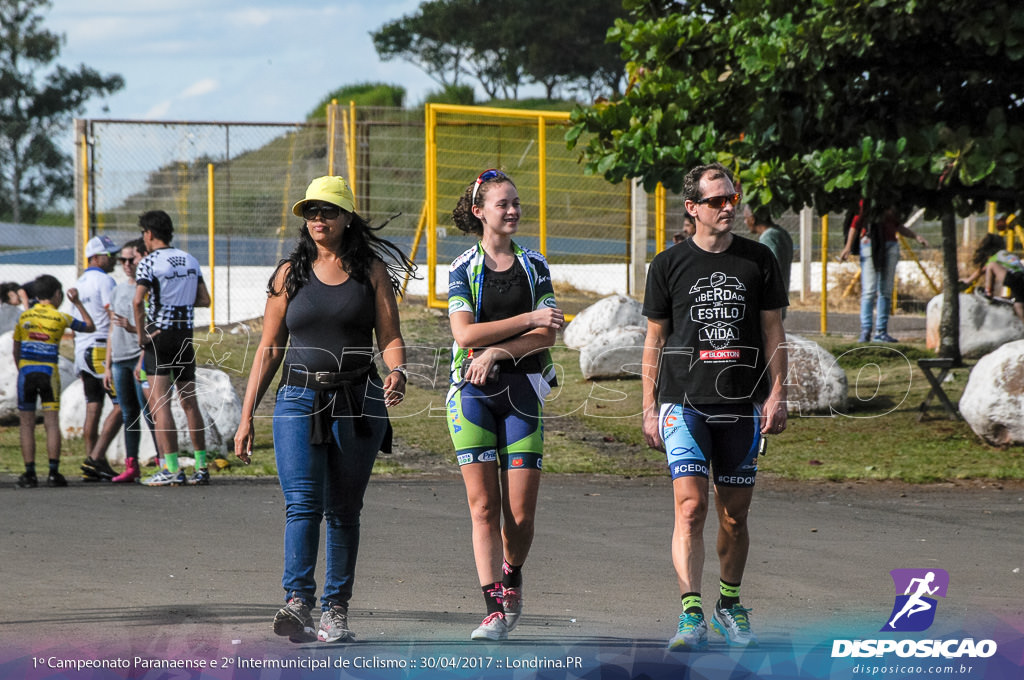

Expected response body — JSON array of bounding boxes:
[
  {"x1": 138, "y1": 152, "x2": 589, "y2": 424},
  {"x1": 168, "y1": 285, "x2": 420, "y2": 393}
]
[
  {"x1": 971, "y1": 233, "x2": 1006, "y2": 268},
  {"x1": 268, "y1": 212, "x2": 417, "y2": 298}
]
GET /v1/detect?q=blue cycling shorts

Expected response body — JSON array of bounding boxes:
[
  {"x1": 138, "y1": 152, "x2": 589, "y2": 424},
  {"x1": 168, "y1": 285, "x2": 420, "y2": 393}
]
[{"x1": 660, "y1": 402, "x2": 761, "y2": 487}]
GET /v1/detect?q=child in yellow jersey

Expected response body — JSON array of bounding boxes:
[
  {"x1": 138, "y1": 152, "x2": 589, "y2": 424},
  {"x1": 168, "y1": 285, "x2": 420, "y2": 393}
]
[{"x1": 12, "y1": 275, "x2": 95, "y2": 488}]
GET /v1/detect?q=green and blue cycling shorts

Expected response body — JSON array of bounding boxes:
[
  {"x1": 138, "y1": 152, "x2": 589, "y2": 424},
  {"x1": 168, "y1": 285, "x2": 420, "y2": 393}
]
[{"x1": 446, "y1": 372, "x2": 544, "y2": 470}]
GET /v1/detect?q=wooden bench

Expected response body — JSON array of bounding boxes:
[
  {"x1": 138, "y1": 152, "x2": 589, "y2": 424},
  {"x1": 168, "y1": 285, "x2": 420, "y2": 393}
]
[{"x1": 916, "y1": 358, "x2": 959, "y2": 421}]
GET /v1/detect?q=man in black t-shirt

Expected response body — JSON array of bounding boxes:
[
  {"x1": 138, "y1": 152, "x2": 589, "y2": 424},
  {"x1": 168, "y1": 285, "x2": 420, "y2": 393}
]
[{"x1": 641, "y1": 163, "x2": 788, "y2": 652}]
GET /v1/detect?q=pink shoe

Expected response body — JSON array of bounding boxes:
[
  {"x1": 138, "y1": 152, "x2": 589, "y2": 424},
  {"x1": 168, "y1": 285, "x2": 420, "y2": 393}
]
[{"x1": 112, "y1": 459, "x2": 141, "y2": 483}]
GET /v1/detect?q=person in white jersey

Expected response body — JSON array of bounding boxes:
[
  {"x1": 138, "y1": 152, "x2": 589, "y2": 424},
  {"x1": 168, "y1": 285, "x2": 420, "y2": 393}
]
[
  {"x1": 74, "y1": 234, "x2": 123, "y2": 482},
  {"x1": 132, "y1": 210, "x2": 212, "y2": 486}
]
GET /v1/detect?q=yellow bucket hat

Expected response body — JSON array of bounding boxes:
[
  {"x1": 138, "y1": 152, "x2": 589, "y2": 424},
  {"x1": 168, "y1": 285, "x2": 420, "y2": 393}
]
[{"x1": 292, "y1": 176, "x2": 355, "y2": 216}]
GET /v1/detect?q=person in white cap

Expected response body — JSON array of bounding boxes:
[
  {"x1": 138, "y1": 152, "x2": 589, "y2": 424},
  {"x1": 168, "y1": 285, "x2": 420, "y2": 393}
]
[
  {"x1": 234, "y1": 175, "x2": 415, "y2": 644},
  {"x1": 75, "y1": 234, "x2": 123, "y2": 482}
]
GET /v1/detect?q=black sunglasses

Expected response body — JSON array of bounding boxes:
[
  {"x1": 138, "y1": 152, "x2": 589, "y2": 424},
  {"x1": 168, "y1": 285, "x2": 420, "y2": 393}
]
[
  {"x1": 694, "y1": 192, "x2": 742, "y2": 210},
  {"x1": 302, "y1": 203, "x2": 343, "y2": 221}
]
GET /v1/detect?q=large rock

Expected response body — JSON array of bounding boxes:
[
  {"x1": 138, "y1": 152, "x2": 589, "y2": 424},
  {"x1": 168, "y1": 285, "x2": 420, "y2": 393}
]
[
  {"x1": 784, "y1": 333, "x2": 848, "y2": 414},
  {"x1": 960, "y1": 340, "x2": 1024, "y2": 446},
  {"x1": 564, "y1": 295, "x2": 645, "y2": 350},
  {"x1": 58, "y1": 366, "x2": 241, "y2": 463},
  {"x1": 579, "y1": 326, "x2": 646, "y2": 380},
  {"x1": 926, "y1": 293, "x2": 1024, "y2": 358},
  {"x1": 0, "y1": 330, "x2": 76, "y2": 423}
]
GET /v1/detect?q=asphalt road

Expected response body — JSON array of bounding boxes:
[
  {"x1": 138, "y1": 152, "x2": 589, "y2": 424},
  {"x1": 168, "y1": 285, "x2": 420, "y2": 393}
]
[{"x1": 2, "y1": 473, "x2": 1020, "y2": 660}]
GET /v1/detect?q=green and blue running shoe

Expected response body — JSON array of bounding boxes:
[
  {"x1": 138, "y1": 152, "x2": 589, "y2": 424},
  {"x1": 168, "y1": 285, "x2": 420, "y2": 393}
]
[
  {"x1": 668, "y1": 612, "x2": 708, "y2": 651},
  {"x1": 711, "y1": 603, "x2": 758, "y2": 647}
]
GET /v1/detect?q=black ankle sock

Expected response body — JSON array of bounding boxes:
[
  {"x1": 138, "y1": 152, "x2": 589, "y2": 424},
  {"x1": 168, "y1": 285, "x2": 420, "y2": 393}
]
[
  {"x1": 482, "y1": 582, "x2": 504, "y2": 616},
  {"x1": 502, "y1": 560, "x2": 523, "y2": 589},
  {"x1": 48, "y1": 459, "x2": 60, "y2": 474},
  {"x1": 24, "y1": 462, "x2": 36, "y2": 476}
]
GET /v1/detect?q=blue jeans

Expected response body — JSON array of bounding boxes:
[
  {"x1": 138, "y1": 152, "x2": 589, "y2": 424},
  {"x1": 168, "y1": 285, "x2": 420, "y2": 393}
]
[
  {"x1": 110, "y1": 358, "x2": 152, "y2": 459},
  {"x1": 272, "y1": 379, "x2": 388, "y2": 611},
  {"x1": 860, "y1": 239, "x2": 900, "y2": 336}
]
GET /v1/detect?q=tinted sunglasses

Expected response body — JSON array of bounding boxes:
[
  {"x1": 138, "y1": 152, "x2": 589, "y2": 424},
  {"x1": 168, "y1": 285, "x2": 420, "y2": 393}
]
[
  {"x1": 471, "y1": 168, "x2": 509, "y2": 205},
  {"x1": 694, "y1": 192, "x2": 742, "y2": 210},
  {"x1": 302, "y1": 203, "x2": 343, "y2": 221}
]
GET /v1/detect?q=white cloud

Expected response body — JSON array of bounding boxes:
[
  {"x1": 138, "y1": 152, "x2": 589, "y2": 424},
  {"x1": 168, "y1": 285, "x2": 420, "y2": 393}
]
[{"x1": 180, "y1": 78, "x2": 219, "y2": 99}]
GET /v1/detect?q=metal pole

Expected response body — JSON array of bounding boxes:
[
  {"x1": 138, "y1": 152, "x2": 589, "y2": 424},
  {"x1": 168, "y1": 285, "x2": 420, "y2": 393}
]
[{"x1": 208, "y1": 163, "x2": 215, "y2": 332}]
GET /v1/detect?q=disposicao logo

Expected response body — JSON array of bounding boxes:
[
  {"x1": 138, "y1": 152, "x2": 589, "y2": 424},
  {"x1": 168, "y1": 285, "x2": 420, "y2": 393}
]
[
  {"x1": 882, "y1": 568, "x2": 949, "y2": 632},
  {"x1": 831, "y1": 568, "x2": 997, "y2": 659}
]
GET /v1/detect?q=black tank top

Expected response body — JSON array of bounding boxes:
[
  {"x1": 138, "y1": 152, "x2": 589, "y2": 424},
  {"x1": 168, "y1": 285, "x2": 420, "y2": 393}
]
[{"x1": 284, "y1": 272, "x2": 376, "y2": 373}]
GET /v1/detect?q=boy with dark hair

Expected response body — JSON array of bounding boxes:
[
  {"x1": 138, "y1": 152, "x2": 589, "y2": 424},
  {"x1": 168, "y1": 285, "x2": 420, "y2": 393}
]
[{"x1": 13, "y1": 275, "x2": 95, "y2": 488}]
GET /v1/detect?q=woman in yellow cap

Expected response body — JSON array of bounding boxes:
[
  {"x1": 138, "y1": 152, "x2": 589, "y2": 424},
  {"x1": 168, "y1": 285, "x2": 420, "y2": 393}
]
[{"x1": 235, "y1": 175, "x2": 415, "y2": 644}]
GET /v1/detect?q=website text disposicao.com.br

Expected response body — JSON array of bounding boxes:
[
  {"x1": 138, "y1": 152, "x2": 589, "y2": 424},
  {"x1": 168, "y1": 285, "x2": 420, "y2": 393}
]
[{"x1": 835, "y1": 637, "x2": 997, "y2": 676}]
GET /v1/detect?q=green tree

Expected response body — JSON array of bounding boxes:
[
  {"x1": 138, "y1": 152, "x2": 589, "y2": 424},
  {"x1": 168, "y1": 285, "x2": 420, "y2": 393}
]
[
  {"x1": 307, "y1": 83, "x2": 406, "y2": 119},
  {"x1": 0, "y1": 0, "x2": 123, "y2": 222},
  {"x1": 371, "y1": 0, "x2": 474, "y2": 91},
  {"x1": 372, "y1": 0, "x2": 625, "y2": 102},
  {"x1": 568, "y1": 0, "x2": 1024, "y2": 362}
]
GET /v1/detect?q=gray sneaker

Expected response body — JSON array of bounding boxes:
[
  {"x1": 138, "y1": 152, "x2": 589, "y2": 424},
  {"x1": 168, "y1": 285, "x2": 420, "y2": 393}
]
[
  {"x1": 318, "y1": 605, "x2": 355, "y2": 642},
  {"x1": 273, "y1": 598, "x2": 317, "y2": 642},
  {"x1": 668, "y1": 612, "x2": 709, "y2": 651},
  {"x1": 471, "y1": 612, "x2": 508, "y2": 641},
  {"x1": 711, "y1": 603, "x2": 758, "y2": 647},
  {"x1": 502, "y1": 586, "x2": 522, "y2": 631}
]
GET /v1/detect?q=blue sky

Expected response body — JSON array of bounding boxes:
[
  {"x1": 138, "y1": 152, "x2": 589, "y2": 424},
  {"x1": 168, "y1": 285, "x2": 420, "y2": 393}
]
[{"x1": 47, "y1": 0, "x2": 434, "y2": 122}]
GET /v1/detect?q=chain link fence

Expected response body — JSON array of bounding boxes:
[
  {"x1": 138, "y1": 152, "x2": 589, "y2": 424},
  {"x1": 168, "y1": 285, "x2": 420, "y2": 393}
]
[{"x1": 16, "y1": 105, "x2": 994, "y2": 328}]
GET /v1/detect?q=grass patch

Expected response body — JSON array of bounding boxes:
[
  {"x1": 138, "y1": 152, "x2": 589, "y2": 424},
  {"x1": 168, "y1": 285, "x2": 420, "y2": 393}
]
[{"x1": 2, "y1": 298, "x2": 1020, "y2": 484}]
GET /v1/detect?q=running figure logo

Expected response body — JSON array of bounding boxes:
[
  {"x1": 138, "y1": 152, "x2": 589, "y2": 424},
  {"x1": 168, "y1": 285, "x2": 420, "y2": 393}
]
[{"x1": 881, "y1": 568, "x2": 949, "y2": 632}]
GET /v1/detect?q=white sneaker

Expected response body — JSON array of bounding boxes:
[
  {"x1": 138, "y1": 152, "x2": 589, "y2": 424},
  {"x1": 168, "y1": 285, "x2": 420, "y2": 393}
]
[
  {"x1": 502, "y1": 586, "x2": 522, "y2": 631},
  {"x1": 471, "y1": 612, "x2": 508, "y2": 641},
  {"x1": 711, "y1": 603, "x2": 758, "y2": 647}
]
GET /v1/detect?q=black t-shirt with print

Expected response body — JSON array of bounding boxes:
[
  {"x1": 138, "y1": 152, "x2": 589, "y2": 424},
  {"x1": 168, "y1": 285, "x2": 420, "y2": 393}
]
[{"x1": 642, "y1": 235, "x2": 788, "y2": 405}]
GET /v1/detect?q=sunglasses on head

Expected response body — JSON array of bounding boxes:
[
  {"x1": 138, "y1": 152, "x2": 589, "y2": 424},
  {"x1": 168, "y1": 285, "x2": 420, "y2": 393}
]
[
  {"x1": 471, "y1": 168, "x2": 509, "y2": 205},
  {"x1": 694, "y1": 192, "x2": 742, "y2": 210},
  {"x1": 302, "y1": 203, "x2": 343, "y2": 221}
]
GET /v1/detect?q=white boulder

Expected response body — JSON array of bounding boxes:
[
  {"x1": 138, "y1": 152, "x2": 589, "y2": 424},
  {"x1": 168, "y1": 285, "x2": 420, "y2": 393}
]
[
  {"x1": 926, "y1": 293, "x2": 1024, "y2": 358},
  {"x1": 563, "y1": 295, "x2": 645, "y2": 350},
  {"x1": 579, "y1": 326, "x2": 647, "y2": 380},
  {"x1": 784, "y1": 333, "x2": 848, "y2": 414},
  {"x1": 0, "y1": 330, "x2": 76, "y2": 423},
  {"x1": 960, "y1": 340, "x2": 1024, "y2": 446}
]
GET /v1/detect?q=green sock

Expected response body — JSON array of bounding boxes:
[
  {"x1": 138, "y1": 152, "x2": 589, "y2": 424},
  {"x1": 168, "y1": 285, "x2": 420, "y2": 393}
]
[
  {"x1": 164, "y1": 452, "x2": 180, "y2": 473},
  {"x1": 719, "y1": 579, "x2": 741, "y2": 609},
  {"x1": 681, "y1": 593, "x2": 703, "y2": 615},
  {"x1": 194, "y1": 450, "x2": 207, "y2": 469}
]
